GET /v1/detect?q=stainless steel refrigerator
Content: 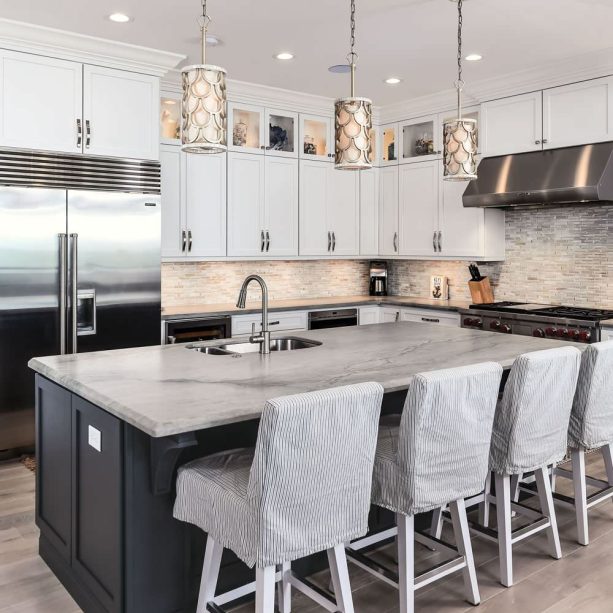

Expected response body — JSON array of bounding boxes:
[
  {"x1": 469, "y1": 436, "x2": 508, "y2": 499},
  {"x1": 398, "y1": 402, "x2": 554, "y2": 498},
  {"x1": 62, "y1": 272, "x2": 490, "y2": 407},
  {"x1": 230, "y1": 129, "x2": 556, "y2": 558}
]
[{"x1": 0, "y1": 150, "x2": 161, "y2": 451}]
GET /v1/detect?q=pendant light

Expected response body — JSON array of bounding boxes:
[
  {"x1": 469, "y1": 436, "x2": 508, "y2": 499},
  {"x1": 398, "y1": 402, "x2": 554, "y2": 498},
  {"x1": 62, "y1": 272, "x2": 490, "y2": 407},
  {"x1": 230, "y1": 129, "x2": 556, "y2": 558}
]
[
  {"x1": 443, "y1": 0, "x2": 478, "y2": 181},
  {"x1": 181, "y1": 0, "x2": 227, "y2": 154},
  {"x1": 334, "y1": 0, "x2": 373, "y2": 170}
]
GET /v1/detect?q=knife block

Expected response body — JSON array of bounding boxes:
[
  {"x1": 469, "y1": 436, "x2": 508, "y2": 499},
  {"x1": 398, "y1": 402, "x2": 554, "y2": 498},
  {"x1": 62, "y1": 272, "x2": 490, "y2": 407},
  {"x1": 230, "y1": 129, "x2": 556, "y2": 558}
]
[{"x1": 468, "y1": 277, "x2": 494, "y2": 304}]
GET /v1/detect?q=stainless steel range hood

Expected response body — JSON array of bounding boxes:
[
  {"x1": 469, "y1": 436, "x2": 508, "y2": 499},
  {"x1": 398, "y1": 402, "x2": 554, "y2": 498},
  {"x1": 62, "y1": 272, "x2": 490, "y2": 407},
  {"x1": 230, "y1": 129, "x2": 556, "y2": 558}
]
[{"x1": 463, "y1": 142, "x2": 613, "y2": 208}]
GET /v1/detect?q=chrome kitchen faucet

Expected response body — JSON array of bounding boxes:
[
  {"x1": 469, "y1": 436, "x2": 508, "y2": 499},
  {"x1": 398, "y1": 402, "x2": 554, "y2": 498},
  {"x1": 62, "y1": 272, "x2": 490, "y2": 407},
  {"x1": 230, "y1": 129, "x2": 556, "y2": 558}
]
[{"x1": 236, "y1": 275, "x2": 278, "y2": 354}]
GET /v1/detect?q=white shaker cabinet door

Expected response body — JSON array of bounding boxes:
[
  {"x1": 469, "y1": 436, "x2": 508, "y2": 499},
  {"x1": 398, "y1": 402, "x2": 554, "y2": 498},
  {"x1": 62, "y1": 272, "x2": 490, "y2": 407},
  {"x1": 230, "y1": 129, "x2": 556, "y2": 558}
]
[
  {"x1": 481, "y1": 92, "x2": 543, "y2": 156},
  {"x1": 327, "y1": 166, "x2": 360, "y2": 256},
  {"x1": 83, "y1": 65, "x2": 159, "y2": 160},
  {"x1": 264, "y1": 156, "x2": 298, "y2": 256},
  {"x1": 359, "y1": 168, "x2": 379, "y2": 256},
  {"x1": 160, "y1": 145, "x2": 185, "y2": 258},
  {"x1": 398, "y1": 160, "x2": 439, "y2": 257},
  {"x1": 184, "y1": 152, "x2": 226, "y2": 257},
  {"x1": 543, "y1": 77, "x2": 613, "y2": 149},
  {"x1": 227, "y1": 152, "x2": 266, "y2": 257},
  {"x1": 0, "y1": 50, "x2": 82, "y2": 154},
  {"x1": 380, "y1": 307, "x2": 401, "y2": 323},
  {"x1": 378, "y1": 166, "x2": 399, "y2": 256},
  {"x1": 299, "y1": 160, "x2": 330, "y2": 256}
]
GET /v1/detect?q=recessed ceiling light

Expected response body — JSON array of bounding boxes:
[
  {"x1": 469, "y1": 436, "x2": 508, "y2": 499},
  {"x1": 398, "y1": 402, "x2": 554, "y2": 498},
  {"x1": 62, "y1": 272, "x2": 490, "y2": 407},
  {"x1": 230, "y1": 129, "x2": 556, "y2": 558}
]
[
  {"x1": 385, "y1": 77, "x2": 402, "y2": 85},
  {"x1": 206, "y1": 34, "x2": 222, "y2": 46},
  {"x1": 328, "y1": 64, "x2": 352, "y2": 74},
  {"x1": 465, "y1": 53, "x2": 483, "y2": 61},
  {"x1": 108, "y1": 13, "x2": 131, "y2": 23},
  {"x1": 275, "y1": 52, "x2": 294, "y2": 61},
  {"x1": 162, "y1": 99, "x2": 177, "y2": 106}
]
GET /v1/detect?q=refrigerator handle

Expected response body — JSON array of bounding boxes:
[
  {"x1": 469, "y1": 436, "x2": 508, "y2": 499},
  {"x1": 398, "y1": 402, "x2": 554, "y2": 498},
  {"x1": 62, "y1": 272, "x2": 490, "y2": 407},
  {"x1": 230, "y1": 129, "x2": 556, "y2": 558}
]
[
  {"x1": 58, "y1": 234, "x2": 68, "y2": 355},
  {"x1": 70, "y1": 233, "x2": 78, "y2": 354}
]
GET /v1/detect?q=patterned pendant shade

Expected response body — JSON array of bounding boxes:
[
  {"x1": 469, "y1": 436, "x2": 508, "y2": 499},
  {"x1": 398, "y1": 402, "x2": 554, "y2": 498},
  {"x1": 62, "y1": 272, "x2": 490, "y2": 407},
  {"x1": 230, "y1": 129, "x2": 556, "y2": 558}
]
[
  {"x1": 443, "y1": 0, "x2": 478, "y2": 181},
  {"x1": 335, "y1": 96, "x2": 373, "y2": 170},
  {"x1": 181, "y1": 64, "x2": 227, "y2": 154},
  {"x1": 334, "y1": 0, "x2": 373, "y2": 170},
  {"x1": 181, "y1": 0, "x2": 227, "y2": 154}
]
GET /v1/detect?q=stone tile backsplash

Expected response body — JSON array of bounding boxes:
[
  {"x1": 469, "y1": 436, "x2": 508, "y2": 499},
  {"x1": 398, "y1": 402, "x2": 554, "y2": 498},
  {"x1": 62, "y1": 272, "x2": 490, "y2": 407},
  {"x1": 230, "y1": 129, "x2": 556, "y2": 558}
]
[{"x1": 163, "y1": 206, "x2": 613, "y2": 309}]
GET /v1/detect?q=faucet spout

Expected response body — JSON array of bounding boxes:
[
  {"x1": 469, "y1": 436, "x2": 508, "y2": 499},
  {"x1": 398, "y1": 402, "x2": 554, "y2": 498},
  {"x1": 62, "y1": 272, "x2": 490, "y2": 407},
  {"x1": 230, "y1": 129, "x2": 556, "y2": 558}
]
[{"x1": 236, "y1": 275, "x2": 270, "y2": 354}]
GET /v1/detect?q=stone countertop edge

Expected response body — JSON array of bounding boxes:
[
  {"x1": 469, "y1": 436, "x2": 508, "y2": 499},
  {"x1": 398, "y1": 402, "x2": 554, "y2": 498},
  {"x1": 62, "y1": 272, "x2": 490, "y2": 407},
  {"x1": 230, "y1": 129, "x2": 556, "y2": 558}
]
[
  {"x1": 161, "y1": 295, "x2": 471, "y2": 320},
  {"x1": 28, "y1": 322, "x2": 585, "y2": 439}
]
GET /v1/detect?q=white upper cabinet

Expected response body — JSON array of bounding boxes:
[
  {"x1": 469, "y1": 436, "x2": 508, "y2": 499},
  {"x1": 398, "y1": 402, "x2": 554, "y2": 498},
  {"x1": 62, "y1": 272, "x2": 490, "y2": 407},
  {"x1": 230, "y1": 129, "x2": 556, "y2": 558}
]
[
  {"x1": 378, "y1": 166, "x2": 399, "y2": 256},
  {"x1": 299, "y1": 114, "x2": 334, "y2": 162},
  {"x1": 328, "y1": 168, "x2": 359, "y2": 256},
  {"x1": 481, "y1": 91, "x2": 543, "y2": 157},
  {"x1": 543, "y1": 77, "x2": 613, "y2": 149},
  {"x1": 184, "y1": 153, "x2": 226, "y2": 258},
  {"x1": 83, "y1": 65, "x2": 159, "y2": 160},
  {"x1": 160, "y1": 145, "x2": 227, "y2": 259},
  {"x1": 266, "y1": 108, "x2": 298, "y2": 158},
  {"x1": 399, "y1": 114, "x2": 441, "y2": 163},
  {"x1": 264, "y1": 157, "x2": 298, "y2": 256},
  {"x1": 398, "y1": 161, "x2": 439, "y2": 257},
  {"x1": 359, "y1": 168, "x2": 379, "y2": 256},
  {"x1": 0, "y1": 50, "x2": 83, "y2": 154},
  {"x1": 299, "y1": 160, "x2": 329, "y2": 256},
  {"x1": 227, "y1": 152, "x2": 266, "y2": 256}
]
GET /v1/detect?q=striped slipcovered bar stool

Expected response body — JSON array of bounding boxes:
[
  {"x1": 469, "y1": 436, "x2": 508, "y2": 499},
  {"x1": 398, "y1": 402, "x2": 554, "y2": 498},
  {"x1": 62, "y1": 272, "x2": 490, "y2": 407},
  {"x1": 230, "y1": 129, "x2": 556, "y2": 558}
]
[
  {"x1": 346, "y1": 362, "x2": 503, "y2": 613},
  {"x1": 554, "y1": 340, "x2": 613, "y2": 545},
  {"x1": 173, "y1": 382, "x2": 384, "y2": 613},
  {"x1": 473, "y1": 347, "x2": 581, "y2": 587}
]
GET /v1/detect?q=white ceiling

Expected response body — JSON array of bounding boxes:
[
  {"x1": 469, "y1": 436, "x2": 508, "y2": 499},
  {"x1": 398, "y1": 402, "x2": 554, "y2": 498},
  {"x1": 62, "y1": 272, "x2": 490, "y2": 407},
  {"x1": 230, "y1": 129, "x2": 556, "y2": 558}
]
[{"x1": 2, "y1": 0, "x2": 613, "y2": 105}]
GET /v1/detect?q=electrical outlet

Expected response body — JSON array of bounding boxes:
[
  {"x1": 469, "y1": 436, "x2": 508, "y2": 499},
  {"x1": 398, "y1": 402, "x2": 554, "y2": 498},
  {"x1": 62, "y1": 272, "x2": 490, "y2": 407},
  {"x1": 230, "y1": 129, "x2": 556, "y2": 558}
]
[{"x1": 88, "y1": 425, "x2": 101, "y2": 452}]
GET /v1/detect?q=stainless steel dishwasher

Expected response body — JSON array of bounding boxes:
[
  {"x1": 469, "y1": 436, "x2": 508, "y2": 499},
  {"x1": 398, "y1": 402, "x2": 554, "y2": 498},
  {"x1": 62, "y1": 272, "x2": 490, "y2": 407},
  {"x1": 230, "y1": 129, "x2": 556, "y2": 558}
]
[{"x1": 308, "y1": 308, "x2": 358, "y2": 330}]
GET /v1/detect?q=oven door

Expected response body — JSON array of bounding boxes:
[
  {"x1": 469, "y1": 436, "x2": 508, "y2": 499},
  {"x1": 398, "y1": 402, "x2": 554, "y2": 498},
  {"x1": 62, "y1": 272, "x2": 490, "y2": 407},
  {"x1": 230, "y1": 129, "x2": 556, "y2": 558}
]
[
  {"x1": 308, "y1": 309, "x2": 358, "y2": 330},
  {"x1": 165, "y1": 317, "x2": 231, "y2": 344}
]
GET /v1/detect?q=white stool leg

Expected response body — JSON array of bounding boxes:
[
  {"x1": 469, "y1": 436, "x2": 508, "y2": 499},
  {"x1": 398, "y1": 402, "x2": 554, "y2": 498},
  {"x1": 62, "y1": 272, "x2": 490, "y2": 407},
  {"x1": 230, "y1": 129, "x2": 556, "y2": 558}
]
[
  {"x1": 255, "y1": 566, "x2": 276, "y2": 613},
  {"x1": 535, "y1": 466, "x2": 562, "y2": 559},
  {"x1": 328, "y1": 543, "x2": 354, "y2": 613},
  {"x1": 571, "y1": 449, "x2": 589, "y2": 546},
  {"x1": 479, "y1": 472, "x2": 492, "y2": 528},
  {"x1": 510, "y1": 473, "x2": 521, "y2": 518},
  {"x1": 430, "y1": 506, "x2": 444, "y2": 540},
  {"x1": 495, "y1": 473, "x2": 513, "y2": 587},
  {"x1": 601, "y1": 443, "x2": 613, "y2": 488},
  {"x1": 197, "y1": 536, "x2": 223, "y2": 613},
  {"x1": 277, "y1": 561, "x2": 291, "y2": 613},
  {"x1": 449, "y1": 498, "x2": 480, "y2": 605},
  {"x1": 397, "y1": 513, "x2": 415, "y2": 613}
]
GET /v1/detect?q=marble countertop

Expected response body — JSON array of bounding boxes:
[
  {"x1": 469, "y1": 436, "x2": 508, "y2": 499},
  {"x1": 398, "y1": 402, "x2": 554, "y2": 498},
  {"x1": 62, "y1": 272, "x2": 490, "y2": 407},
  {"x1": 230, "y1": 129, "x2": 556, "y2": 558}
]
[
  {"x1": 29, "y1": 322, "x2": 582, "y2": 438},
  {"x1": 161, "y1": 295, "x2": 471, "y2": 319}
]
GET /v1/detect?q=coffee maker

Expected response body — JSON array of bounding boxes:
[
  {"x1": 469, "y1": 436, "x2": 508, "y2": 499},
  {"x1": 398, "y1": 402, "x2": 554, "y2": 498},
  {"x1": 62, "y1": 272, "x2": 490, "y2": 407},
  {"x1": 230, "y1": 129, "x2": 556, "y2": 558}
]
[{"x1": 369, "y1": 261, "x2": 388, "y2": 296}]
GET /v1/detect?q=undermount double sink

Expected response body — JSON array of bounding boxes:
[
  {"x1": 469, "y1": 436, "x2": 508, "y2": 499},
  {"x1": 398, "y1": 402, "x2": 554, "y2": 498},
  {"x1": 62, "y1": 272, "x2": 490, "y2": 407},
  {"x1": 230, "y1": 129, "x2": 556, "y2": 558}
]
[{"x1": 188, "y1": 336, "x2": 322, "y2": 356}]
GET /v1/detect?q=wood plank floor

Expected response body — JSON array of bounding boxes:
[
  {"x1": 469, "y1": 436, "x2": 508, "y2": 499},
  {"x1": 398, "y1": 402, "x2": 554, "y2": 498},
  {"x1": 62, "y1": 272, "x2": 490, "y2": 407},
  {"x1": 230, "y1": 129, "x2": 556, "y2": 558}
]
[{"x1": 2, "y1": 454, "x2": 613, "y2": 612}]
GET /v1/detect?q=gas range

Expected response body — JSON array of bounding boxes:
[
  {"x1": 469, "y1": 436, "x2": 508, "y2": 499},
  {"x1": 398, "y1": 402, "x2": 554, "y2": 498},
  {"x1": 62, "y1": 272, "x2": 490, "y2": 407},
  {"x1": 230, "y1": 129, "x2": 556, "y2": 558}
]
[{"x1": 459, "y1": 302, "x2": 613, "y2": 343}]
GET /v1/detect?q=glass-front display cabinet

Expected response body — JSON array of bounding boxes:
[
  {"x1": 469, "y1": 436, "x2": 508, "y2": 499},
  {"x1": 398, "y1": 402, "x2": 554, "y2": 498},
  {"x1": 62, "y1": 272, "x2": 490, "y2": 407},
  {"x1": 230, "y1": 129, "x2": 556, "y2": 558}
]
[
  {"x1": 160, "y1": 93, "x2": 181, "y2": 144},
  {"x1": 266, "y1": 108, "x2": 298, "y2": 158},
  {"x1": 300, "y1": 114, "x2": 333, "y2": 162},
  {"x1": 400, "y1": 115, "x2": 440, "y2": 163},
  {"x1": 379, "y1": 123, "x2": 398, "y2": 165}
]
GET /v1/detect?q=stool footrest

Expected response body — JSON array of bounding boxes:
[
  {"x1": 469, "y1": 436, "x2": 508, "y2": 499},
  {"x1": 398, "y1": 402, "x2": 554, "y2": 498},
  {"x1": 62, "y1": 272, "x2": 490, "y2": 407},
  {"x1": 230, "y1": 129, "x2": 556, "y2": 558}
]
[{"x1": 289, "y1": 572, "x2": 338, "y2": 612}]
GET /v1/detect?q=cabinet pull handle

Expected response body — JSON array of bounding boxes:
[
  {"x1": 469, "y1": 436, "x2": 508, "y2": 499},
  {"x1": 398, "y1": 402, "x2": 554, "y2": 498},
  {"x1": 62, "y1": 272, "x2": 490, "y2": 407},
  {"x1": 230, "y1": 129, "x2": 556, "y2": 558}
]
[
  {"x1": 437, "y1": 230, "x2": 442, "y2": 252},
  {"x1": 85, "y1": 120, "x2": 91, "y2": 148},
  {"x1": 395, "y1": 311, "x2": 400, "y2": 322},
  {"x1": 393, "y1": 232, "x2": 398, "y2": 253},
  {"x1": 181, "y1": 230, "x2": 187, "y2": 252},
  {"x1": 422, "y1": 317, "x2": 440, "y2": 323},
  {"x1": 433, "y1": 231, "x2": 437, "y2": 252},
  {"x1": 542, "y1": 138, "x2": 548, "y2": 144},
  {"x1": 332, "y1": 231, "x2": 337, "y2": 252},
  {"x1": 535, "y1": 139, "x2": 541, "y2": 145},
  {"x1": 327, "y1": 231, "x2": 331, "y2": 252},
  {"x1": 187, "y1": 230, "x2": 193, "y2": 252},
  {"x1": 261, "y1": 230, "x2": 265, "y2": 252},
  {"x1": 266, "y1": 230, "x2": 270, "y2": 252},
  {"x1": 76, "y1": 119, "x2": 82, "y2": 148}
]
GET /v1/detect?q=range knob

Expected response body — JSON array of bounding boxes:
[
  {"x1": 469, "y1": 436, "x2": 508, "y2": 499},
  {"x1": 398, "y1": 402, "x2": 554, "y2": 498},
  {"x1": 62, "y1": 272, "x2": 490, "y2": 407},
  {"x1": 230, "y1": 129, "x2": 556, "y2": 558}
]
[
  {"x1": 570, "y1": 329, "x2": 581, "y2": 340},
  {"x1": 501, "y1": 324, "x2": 512, "y2": 334},
  {"x1": 559, "y1": 328, "x2": 569, "y2": 338},
  {"x1": 463, "y1": 317, "x2": 482, "y2": 327},
  {"x1": 578, "y1": 330, "x2": 592, "y2": 343},
  {"x1": 490, "y1": 321, "x2": 501, "y2": 330},
  {"x1": 533, "y1": 328, "x2": 546, "y2": 338},
  {"x1": 545, "y1": 327, "x2": 557, "y2": 337}
]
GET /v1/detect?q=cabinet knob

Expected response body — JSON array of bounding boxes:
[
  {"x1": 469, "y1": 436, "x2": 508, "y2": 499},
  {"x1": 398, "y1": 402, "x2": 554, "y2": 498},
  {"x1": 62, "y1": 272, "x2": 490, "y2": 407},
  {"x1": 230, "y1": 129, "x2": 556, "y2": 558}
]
[
  {"x1": 535, "y1": 140, "x2": 541, "y2": 145},
  {"x1": 542, "y1": 138, "x2": 548, "y2": 144}
]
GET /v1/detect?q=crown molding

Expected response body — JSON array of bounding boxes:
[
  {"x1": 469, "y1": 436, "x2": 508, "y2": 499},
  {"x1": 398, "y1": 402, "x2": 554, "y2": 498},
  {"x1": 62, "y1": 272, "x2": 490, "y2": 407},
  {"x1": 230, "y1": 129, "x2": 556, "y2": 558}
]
[
  {"x1": 0, "y1": 18, "x2": 184, "y2": 76},
  {"x1": 162, "y1": 69, "x2": 382, "y2": 123},
  {"x1": 381, "y1": 47, "x2": 613, "y2": 124}
]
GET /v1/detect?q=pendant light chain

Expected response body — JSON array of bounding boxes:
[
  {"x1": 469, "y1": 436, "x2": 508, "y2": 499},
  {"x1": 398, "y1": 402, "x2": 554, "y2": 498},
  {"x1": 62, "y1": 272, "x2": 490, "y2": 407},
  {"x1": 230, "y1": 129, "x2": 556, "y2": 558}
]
[{"x1": 456, "y1": 0, "x2": 464, "y2": 118}]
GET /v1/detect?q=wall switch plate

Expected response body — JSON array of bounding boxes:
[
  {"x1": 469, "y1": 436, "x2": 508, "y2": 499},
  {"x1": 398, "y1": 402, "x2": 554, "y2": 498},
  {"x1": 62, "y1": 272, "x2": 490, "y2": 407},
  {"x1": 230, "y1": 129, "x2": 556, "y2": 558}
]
[{"x1": 88, "y1": 425, "x2": 101, "y2": 452}]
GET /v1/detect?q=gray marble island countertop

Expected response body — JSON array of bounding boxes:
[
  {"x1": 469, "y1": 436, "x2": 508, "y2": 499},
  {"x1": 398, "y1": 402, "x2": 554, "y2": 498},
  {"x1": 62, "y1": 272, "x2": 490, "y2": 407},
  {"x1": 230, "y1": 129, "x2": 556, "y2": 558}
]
[{"x1": 29, "y1": 322, "x2": 583, "y2": 438}]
